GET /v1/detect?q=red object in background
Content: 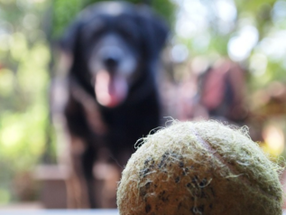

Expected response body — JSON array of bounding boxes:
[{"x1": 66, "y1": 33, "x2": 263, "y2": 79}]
[
  {"x1": 0, "y1": 63, "x2": 5, "y2": 71},
  {"x1": 200, "y1": 59, "x2": 248, "y2": 122}
]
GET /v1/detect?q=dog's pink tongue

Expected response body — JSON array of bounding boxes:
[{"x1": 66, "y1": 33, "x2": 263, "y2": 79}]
[{"x1": 95, "y1": 71, "x2": 128, "y2": 108}]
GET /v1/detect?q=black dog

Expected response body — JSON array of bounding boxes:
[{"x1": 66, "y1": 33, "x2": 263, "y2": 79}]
[{"x1": 50, "y1": 1, "x2": 168, "y2": 208}]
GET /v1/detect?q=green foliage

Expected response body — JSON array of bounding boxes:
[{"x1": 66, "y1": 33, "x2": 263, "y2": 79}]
[
  {"x1": 0, "y1": 42, "x2": 51, "y2": 201},
  {"x1": 0, "y1": 0, "x2": 53, "y2": 203},
  {"x1": 174, "y1": 0, "x2": 286, "y2": 86},
  {"x1": 52, "y1": 0, "x2": 82, "y2": 38}
]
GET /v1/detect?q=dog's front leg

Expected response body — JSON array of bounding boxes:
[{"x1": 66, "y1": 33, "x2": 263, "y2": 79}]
[
  {"x1": 81, "y1": 144, "x2": 97, "y2": 208},
  {"x1": 66, "y1": 135, "x2": 92, "y2": 208}
]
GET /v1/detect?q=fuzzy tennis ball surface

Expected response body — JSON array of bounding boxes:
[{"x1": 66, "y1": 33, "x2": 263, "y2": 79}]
[{"x1": 117, "y1": 120, "x2": 283, "y2": 215}]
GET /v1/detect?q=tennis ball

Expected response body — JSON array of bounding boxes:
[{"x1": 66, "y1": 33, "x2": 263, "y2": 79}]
[{"x1": 117, "y1": 120, "x2": 283, "y2": 215}]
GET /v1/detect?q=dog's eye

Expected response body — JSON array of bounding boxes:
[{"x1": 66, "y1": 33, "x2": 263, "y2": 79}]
[
  {"x1": 116, "y1": 19, "x2": 139, "y2": 42},
  {"x1": 119, "y1": 28, "x2": 139, "y2": 43},
  {"x1": 120, "y1": 29, "x2": 132, "y2": 39},
  {"x1": 82, "y1": 19, "x2": 106, "y2": 42}
]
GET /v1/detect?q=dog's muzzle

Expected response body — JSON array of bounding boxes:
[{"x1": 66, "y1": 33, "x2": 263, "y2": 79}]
[{"x1": 89, "y1": 34, "x2": 138, "y2": 108}]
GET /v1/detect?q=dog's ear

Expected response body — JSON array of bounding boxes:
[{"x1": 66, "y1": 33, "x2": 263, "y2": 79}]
[
  {"x1": 60, "y1": 19, "x2": 82, "y2": 58},
  {"x1": 59, "y1": 4, "x2": 101, "y2": 56},
  {"x1": 137, "y1": 6, "x2": 169, "y2": 60},
  {"x1": 59, "y1": 18, "x2": 87, "y2": 77}
]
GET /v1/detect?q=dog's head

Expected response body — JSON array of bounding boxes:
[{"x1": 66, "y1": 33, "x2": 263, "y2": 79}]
[{"x1": 60, "y1": 2, "x2": 169, "y2": 108}]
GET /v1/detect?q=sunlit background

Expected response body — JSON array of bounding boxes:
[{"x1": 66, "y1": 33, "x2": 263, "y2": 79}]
[{"x1": 1, "y1": 0, "x2": 286, "y2": 208}]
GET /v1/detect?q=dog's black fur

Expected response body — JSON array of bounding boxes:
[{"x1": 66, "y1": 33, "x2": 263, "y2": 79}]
[{"x1": 51, "y1": 1, "x2": 168, "y2": 208}]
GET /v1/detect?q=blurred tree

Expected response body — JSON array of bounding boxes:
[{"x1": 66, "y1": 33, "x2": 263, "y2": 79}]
[
  {"x1": 0, "y1": 0, "x2": 54, "y2": 203},
  {"x1": 173, "y1": 0, "x2": 286, "y2": 87}
]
